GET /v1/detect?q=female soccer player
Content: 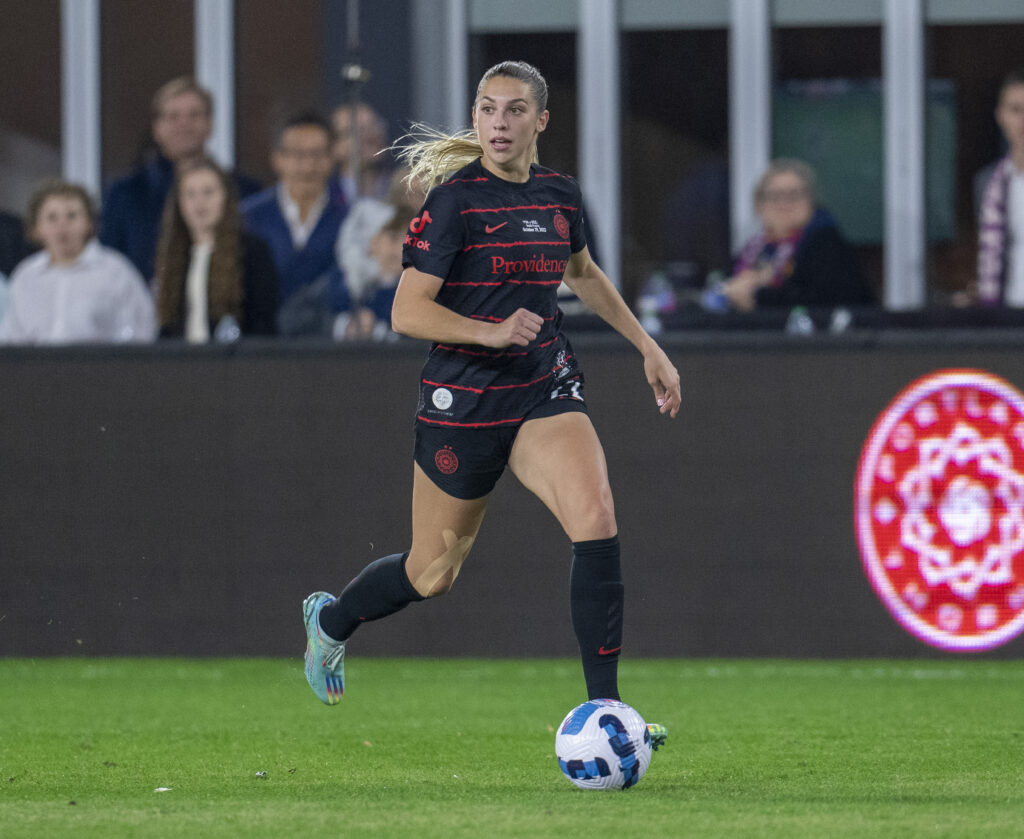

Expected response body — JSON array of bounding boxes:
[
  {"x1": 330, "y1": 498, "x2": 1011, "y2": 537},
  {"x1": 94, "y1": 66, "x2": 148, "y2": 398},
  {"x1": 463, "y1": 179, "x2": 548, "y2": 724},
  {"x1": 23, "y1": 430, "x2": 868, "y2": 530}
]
[{"x1": 303, "y1": 61, "x2": 680, "y2": 730}]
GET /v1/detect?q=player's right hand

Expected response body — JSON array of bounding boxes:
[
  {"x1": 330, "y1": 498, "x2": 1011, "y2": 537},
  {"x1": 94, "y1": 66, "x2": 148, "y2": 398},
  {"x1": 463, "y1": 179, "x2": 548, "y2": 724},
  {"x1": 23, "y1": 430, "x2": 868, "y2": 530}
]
[{"x1": 486, "y1": 308, "x2": 543, "y2": 348}]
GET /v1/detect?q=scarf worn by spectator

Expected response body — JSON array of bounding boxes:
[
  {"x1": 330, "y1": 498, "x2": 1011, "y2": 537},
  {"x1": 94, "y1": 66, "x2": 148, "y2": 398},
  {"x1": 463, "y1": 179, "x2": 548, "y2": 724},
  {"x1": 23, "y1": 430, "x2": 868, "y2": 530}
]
[
  {"x1": 978, "y1": 155, "x2": 1017, "y2": 305},
  {"x1": 733, "y1": 225, "x2": 805, "y2": 288}
]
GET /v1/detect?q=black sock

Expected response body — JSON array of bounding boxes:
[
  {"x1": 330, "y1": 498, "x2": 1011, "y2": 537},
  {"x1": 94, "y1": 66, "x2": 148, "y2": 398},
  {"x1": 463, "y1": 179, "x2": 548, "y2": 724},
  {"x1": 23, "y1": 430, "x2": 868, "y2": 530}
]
[
  {"x1": 570, "y1": 536, "x2": 623, "y2": 701},
  {"x1": 318, "y1": 552, "x2": 425, "y2": 642}
]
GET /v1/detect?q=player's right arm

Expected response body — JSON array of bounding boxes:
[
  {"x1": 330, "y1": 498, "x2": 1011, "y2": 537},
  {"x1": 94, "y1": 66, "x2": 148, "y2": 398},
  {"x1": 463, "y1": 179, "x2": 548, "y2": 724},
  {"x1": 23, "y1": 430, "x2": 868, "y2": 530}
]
[{"x1": 391, "y1": 266, "x2": 542, "y2": 348}]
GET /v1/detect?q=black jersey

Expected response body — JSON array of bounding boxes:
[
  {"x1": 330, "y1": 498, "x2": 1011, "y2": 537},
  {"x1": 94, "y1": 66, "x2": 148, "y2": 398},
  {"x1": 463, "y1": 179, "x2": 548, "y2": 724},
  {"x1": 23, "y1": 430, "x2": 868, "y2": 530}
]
[{"x1": 403, "y1": 158, "x2": 588, "y2": 428}]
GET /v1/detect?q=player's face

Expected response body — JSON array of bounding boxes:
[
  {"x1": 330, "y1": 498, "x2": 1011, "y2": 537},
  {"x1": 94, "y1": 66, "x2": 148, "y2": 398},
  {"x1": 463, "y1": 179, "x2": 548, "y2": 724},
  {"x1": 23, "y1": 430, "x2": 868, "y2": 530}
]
[
  {"x1": 996, "y1": 83, "x2": 1024, "y2": 154},
  {"x1": 34, "y1": 195, "x2": 92, "y2": 265},
  {"x1": 153, "y1": 92, "x2": 212, "y2": 163},
  {"x1": 757, "y1": 171, "x2": 814, "y2": 237},
  {"x1": 473, "y1": 76, "x2": 549, "y2": 182},
  {"x1": 179, "y1": 167, "x2": 226, "y2": 241}
]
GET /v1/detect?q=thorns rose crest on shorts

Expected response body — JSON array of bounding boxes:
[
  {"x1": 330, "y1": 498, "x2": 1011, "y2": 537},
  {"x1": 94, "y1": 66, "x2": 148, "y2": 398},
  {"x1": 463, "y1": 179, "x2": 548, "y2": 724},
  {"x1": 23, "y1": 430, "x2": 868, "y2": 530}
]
[
  {"x1": 435, "y1": 445, "x2": 459, "y2": 475},
  {"x1": 855, "y1": 369, "x2": 1024, "y2": 651}
]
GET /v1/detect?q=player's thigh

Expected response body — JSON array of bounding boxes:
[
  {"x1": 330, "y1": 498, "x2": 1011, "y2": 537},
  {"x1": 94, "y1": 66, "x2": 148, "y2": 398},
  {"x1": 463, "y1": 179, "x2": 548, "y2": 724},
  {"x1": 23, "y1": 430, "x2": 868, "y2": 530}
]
[
  {"x1": 407, "y1": 462, "x2": 490, "y2": 596},
  {"x1": 508, "y1": 411, "x2": 617, "y2": 541}
]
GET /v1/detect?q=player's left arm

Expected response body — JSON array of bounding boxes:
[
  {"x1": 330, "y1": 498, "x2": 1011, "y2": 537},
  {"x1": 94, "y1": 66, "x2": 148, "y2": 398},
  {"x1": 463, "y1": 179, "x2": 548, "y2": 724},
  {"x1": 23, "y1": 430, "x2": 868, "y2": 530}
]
[{"x1": 562, "y1": 246, "x2": 681, "y2": 418}]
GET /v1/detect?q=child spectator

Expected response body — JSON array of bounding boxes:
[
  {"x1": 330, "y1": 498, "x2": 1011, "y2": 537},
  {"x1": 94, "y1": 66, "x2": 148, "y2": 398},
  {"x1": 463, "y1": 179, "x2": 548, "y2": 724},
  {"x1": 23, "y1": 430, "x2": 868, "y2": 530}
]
[
  {"x1": 154, "y1": 157, "x2": 278, "y2": 340},
  {"x1": 0, "y1": 179, "x2": 156, "y2": 344},
  {"x1": 336, "y1": 212, "x2": 405, "y2": 341},
  {"x1": 335, "y1": 166, "x2": 425, "y2": 311}
]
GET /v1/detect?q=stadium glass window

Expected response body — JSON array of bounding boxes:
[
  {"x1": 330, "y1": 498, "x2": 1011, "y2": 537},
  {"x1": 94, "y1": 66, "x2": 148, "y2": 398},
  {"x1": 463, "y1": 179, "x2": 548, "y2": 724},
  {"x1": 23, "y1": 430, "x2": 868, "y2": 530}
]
[
  {"x1": 620, "y1": 25, "x2": 730, "y2": 309},
  {"x1": 925, "y1": 16, "x2": 1024, "y2": 305},
  {"x1": 771, "y1": 11, "x2": 884, "y2": 302},
  {"x1": 234, "y1": 0, "x2": 324, "y2": 187},
  {"x1": 100, "y1": 0, "x2": 195, "y2": 186},
  {"x1": 0, "y1": 0, "x2": 61, "y2": 218}
]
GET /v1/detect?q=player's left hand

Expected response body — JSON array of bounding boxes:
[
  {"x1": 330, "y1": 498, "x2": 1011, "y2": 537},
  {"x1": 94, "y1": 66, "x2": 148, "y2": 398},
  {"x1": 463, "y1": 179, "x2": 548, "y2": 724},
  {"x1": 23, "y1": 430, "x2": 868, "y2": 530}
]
[{"x1": 643, "y1": 346, "x2": 681, "y2": 418}]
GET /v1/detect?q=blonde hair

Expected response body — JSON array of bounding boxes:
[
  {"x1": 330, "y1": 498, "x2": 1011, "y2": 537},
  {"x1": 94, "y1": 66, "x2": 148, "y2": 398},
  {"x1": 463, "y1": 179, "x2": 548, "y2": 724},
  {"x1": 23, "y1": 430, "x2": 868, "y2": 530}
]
[{"x1": 394, "y1": 60, "x2": 549, "y2": 191}]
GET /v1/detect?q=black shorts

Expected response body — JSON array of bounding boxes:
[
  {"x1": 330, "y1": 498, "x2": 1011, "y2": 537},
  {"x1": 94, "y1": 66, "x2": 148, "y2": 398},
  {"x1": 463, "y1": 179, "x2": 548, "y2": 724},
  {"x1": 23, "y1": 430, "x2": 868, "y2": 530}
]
[{"x1": 414, "y1": 377, "x2": 588, "y2": 500}]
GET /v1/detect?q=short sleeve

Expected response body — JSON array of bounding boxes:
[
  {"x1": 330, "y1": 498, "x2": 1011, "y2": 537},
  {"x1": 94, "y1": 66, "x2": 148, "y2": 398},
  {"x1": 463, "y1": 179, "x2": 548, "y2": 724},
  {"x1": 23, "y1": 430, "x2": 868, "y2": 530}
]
[
  {"x1": 567, "y1": 179, "x2": 587, "y2": 254},
  {"x1": 401, "y1": 183, "x2": 466, "y2": 280}
]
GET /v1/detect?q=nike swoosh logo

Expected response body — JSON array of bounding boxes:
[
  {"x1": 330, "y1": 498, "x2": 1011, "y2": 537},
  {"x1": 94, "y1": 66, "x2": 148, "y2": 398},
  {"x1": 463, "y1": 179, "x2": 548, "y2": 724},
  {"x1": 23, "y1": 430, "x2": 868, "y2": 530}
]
[
  {"x1": 598, "y1": 645, "x2": 621, "y2": 656},
  {"x1": 485, "y1": 222, "x2": 508, "y2": 233}
]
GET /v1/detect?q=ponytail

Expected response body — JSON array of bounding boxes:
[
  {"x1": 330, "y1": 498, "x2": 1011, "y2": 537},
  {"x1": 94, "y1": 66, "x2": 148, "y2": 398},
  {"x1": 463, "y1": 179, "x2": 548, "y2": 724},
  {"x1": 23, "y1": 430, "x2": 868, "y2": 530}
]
[{"x1": 393, "y1": 123, "x2": 483, "y2": 192}]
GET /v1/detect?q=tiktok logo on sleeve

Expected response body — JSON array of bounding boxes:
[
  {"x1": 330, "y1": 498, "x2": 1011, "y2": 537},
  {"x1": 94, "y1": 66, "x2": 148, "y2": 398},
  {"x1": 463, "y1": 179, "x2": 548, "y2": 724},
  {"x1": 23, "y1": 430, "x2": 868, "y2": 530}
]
[
  {"x1": 406, "y1": 211, "x2": 433, "y2": 251},
  {"x1": 409, "y1": 211, "x2": 432, "y2": 234}
]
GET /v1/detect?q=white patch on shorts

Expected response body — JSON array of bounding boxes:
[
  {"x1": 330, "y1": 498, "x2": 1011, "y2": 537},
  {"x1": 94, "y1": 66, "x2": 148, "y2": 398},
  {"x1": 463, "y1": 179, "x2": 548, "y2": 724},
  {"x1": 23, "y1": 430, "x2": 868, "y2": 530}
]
[{"x1": 432, "y1": 387, "x2": 454, "y2": 410}]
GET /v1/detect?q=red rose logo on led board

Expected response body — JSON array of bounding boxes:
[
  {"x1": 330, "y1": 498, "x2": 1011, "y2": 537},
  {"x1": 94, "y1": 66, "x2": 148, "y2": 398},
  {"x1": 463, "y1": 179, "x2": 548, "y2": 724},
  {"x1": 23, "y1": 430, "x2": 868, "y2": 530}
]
[{"x1": 855, "y1": 369, "x2": 1024, "y2": 651}]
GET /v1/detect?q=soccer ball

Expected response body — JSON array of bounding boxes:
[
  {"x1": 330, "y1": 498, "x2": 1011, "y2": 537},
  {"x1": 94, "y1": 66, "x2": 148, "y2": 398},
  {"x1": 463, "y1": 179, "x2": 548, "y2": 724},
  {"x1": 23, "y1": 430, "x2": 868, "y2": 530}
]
[{"x1": 555, "y1": 699, "x2": 652, "y2": 790}]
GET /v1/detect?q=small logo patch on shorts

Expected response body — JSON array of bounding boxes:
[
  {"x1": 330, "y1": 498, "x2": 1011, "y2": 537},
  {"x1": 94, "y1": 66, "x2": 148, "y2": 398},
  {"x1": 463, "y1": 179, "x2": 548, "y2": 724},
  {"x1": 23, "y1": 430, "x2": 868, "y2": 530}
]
[
  {"x1": 435, "y1": 446, "x2": 459, "y2": 475},
  {"x1": 432, "y1": 388, "x2": 454, "y2": 411}
]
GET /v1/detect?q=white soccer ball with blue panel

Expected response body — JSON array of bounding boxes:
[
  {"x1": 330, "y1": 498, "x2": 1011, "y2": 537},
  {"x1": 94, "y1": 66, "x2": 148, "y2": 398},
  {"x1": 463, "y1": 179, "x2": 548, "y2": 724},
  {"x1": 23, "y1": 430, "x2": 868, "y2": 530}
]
[{"x1": 555, "y1": 699, "x2": 652, "y2": 790}]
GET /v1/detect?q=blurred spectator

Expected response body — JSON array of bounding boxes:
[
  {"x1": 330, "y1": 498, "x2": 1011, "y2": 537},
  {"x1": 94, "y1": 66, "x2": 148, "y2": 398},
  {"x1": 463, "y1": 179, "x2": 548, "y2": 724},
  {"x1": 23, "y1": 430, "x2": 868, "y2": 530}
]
[
  {"x1": 976, "y1": 70, "x2": 1024, "y2": 306},
  {"x1": 336, "y1": 212, "x2": 405, "y2": 342},
  {"x1": 331, "y1": 102, "x2": 392, "y2": 204},
  {"x1": 662, "y1": 156, "x2": 731, "y2": 282},
  {"x1": 241, "y1": 112, "x2": 349, "y2": 336},
  {"x1": 0, "y1": 209, "x2": 33, "y2": 277},
  {"x1": 0, "y1": 179, "x2": 156, "y2": 344},
  {"x1": 717, "y1": 159, "x2": 870, "y2": 312},
  {"x1": 154, "y1": 157, "x2": 278, "y2": 341},
  {"x1": 100, "y1": 76, "x2": 261, "y2": 279},
  {"x1": 0, "y1": 209, "x2": 32, "y2": 326},
  {"x1": 336, "y1": 167, "x2": 425, "y2": 309}
]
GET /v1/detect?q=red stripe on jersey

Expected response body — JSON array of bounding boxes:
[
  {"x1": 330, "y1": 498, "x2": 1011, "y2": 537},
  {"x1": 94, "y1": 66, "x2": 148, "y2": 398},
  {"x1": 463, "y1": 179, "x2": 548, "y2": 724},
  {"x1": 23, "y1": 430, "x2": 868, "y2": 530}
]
[
  {"x1": 423, "y1": 372, "x2": 554, "y2": 394},
  {"x1": 435, "y1": 343, "x2": 528, "y2": 357},
  {"x1": 459, "y1": 204, "x2": 578, "y2": 215},
  {"x1": 468, "y1": 314, "x2": 556, "y2": 322},
  {"x1": 463, "y1": 240, "x2": 570, "y2": 251},
  {"x1": 432, "y1": 334, "x2": 558, "y2": 357},
  {"x1": 417, "y1": 415, "x2": 525, "y2": 428},
  {"x1": 445, "y1": 279, "x2": 561, "y2": 287},
  {"x1": 437, "y1": 176, "x2": 489, "y2": 187},
  {"x1": 486, "y1": 372, "x2": 553, "y2": 391},
  {"x1": 422, "y1": 379, "x2": 485, "y2": 394}
]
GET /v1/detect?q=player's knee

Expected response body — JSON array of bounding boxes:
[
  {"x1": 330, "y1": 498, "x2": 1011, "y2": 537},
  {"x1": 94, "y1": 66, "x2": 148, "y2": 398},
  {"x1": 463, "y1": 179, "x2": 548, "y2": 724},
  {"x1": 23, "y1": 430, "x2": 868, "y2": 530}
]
[
  {"x1": 567, "y1": 491, "x2": 617, "y2": 541},
  {"x1": 408, "y1": 529, "x2": 475, "y2": 598},
  {"x1": 420, "y1": 568, "x2": 456, "y2": 598}
]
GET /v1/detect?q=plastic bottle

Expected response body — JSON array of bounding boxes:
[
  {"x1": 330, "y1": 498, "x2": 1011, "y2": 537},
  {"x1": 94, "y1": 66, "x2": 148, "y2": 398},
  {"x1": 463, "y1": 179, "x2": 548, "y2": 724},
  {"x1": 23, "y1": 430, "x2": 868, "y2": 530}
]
[
  {"x1": 214, "y1": 314, "x2": 241, "y2": 343},
  {"x1": 699, "y1": 270, "x2": 730, "y2": 313},
  {"x1": 785, "y1": 306, "x2": 815, "y2": 335}
]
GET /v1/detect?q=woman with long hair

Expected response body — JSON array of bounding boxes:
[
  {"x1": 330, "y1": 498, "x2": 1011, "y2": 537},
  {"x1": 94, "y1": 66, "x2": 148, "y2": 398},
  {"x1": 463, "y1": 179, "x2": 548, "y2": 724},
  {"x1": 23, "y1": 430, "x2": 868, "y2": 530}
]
[
  {"x1": 154, "y1": 157, "x2": 278, "y2": 340},
  {"x1": 302, "y1": 62, "x2": 679, "y2": 745}
]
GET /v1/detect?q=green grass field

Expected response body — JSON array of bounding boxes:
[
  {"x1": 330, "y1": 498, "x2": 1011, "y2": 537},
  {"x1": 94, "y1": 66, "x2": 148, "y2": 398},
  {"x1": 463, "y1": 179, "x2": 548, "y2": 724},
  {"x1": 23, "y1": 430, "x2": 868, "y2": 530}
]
[{"x1": 2, "y1": 657, "x2": 1023, "y2": 838}]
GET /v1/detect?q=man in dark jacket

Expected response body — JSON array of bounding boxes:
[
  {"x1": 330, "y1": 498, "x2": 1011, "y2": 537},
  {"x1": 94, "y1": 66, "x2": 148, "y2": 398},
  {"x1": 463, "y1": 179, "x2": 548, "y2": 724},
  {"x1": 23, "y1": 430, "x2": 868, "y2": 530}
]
[{"x1": 99, "y1": 77, "x2": 260, "y2": 280}]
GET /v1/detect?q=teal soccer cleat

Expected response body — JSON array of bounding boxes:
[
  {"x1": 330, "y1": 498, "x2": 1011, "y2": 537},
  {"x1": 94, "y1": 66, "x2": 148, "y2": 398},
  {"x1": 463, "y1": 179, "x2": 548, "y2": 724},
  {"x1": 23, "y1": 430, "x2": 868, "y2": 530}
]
[
  {"x1": 303, "y1": 591, "x2": 346, "y2": 705},
  {"x1": 646, "y1": 723, "x2": 668, "y2": 751}
]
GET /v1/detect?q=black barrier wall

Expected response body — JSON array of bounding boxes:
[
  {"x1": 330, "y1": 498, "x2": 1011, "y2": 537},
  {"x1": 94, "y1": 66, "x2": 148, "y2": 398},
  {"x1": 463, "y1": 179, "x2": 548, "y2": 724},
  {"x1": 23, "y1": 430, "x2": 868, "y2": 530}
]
[{"x1": 2, "y1": 332, "x2": 1024, "y2": 659}]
